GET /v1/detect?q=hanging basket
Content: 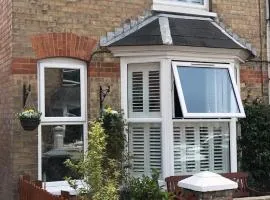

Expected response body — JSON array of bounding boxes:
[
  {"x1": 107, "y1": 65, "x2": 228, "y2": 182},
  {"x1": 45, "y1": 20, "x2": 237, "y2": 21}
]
[{"x1": 20, "y1": 118, "x2": 40, "y2": 131}]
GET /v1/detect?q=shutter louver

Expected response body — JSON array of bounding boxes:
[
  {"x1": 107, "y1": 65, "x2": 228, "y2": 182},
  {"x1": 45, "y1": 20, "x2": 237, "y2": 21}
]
[
  {"x1": 128, "y1": 63, "x2": 160, "y2": 118},
  {"x1": 129, "y1": 123, "x2": 161, "y2": 176},
  {"x1": 173, "y1": 122, "x2": 229, "y2": 175},
  {"x1": 185, "y1": 126, "x2": 196, "y2": 173},
  {"x1": 149, "y1": 71, "x2": 160, "y2": 112},
  {"x1": 132, "y1": 72, "x2": 143, "y2": 113}
]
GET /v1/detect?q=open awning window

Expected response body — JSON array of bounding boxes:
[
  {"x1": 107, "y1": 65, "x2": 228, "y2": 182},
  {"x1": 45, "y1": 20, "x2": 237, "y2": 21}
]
[{"x1": 172, "y1": 62, "x2": 245, "y2": 118}]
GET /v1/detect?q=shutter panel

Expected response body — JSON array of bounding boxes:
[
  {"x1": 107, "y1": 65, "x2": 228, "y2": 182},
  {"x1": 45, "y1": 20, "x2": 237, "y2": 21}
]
[
  {"x1": 174, "y1": 122, "x2": 229, "y2": 175},
  {"x1": 199, "y1": 126, "x2": 210, "y2": 171},
  {"x1": 149, "y1": 125, "x2": 162, "y2": 172},
  {"x1": 148, "y1": 70, "x2": 160, "y2": 112},
  {"x1": 131, "y1": 72, "x2": 143, "y2": 113},
  {"x1": 130, "y1": 125, "x2": 145, "y2": 174},
  {"x1": 128, "y1": 63, "x2": 160, "y2": 118},
  {"x1": 185, "y1": 126, "x2": 196, "y2": 173},
  {"x1": 129, "y1": 123, "x2": 161, "y2": 177},
  {"x1": 173, "y1": 126, "x2": 182, "y2": 174}
]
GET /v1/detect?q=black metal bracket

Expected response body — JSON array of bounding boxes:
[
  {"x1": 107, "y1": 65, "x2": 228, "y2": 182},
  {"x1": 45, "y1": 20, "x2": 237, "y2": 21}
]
[
  {"x1": 99, "y1": 85, "x2": 110, "y2": 114},
  {"x1": 23, "y1": 84, "x2": 31, "y2": 108}
]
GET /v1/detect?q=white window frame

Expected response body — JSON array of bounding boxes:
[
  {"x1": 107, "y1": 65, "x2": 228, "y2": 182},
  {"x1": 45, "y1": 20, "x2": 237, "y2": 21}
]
[
  {"x1": 37, "y1": 58, "x2": 88, "y2": 181},
  {"x1": 172, "y1": 61, "x2": 245, "y2": 118},
  {"x1": 152, "y1": 0, "x2": 216, "y2": 17},
  {"x1": 38, "y1": 58, "x2": 87, "y2": 122}
]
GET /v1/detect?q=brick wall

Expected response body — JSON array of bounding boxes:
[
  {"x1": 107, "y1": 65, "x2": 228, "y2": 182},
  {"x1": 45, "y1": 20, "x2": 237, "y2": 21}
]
[
  {"x1": 1, "y1": 0, "x2": 268, "y2": 200},
  {"x1": 212, "y1": 0, "x2": 268, "y2": 102},
  {"x1": 0, "y1": 0, "x2": 13, "y2": 199}
]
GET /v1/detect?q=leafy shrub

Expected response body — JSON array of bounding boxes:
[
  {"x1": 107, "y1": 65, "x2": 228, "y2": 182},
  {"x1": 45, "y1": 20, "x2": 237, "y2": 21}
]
[
  {"x1": 121, "y1": 170, "x2": 172, "y2": 200},
  {"x1": 239, "y1": 103, "x2": 270, "y2": 191}
]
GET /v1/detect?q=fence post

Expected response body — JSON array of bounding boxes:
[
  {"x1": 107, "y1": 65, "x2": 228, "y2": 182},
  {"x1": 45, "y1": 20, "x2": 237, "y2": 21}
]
[{"x1": 178, "y1": 171, "x2": 238, "y2": 200}]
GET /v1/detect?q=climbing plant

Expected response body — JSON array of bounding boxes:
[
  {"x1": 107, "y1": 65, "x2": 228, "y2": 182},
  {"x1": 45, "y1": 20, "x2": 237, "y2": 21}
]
[{"x1": 239, "y1": 103, "x2": 270, "y2": 191}]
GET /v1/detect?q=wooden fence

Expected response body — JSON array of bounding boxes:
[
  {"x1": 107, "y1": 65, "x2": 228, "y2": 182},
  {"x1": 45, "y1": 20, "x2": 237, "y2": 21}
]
[{"x1": 19, "y1": 175, "x2": 72, "y2": 200}]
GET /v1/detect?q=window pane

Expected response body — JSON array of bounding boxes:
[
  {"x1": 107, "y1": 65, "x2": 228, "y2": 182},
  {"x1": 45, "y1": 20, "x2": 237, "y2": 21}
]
[
  {"x1": 42, "y1": 125, "x2": 83, "y2": 181},
  {"x1": 174, "y1": 122, "x2": 230, "y2": 175},
  {"x1": 177, "y1": 66, "x2": 240, "y2": 114},
  {"x1": 45, "y1": 68, "x2": 81, "y2": 117},
  {"x1": 176, "y1": 0, "x2": 204, "y2": 5}
]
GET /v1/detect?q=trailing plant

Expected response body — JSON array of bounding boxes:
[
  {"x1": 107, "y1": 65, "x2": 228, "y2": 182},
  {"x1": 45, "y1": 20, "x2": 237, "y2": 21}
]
[
  {"x1": 101, "y1": 107, "x2": 126, "y2": 161},
  {"x1": 17, "y1": 108, "x2": 42, "y2": 119},
  {"x1": 100, "y1": 107, "x2": 127, "y2": 182},
  {"x1": 65, "y1": 121, "x2": 120, "y2": 200},
  {"x1": 239, "y1": 102, "x2": 270, "y2": 191}
]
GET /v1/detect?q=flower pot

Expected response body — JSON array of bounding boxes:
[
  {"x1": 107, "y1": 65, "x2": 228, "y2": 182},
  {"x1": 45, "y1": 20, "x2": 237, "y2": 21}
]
[{"x1": 20, "y1": 118, "x2": 40, "y2": 131}]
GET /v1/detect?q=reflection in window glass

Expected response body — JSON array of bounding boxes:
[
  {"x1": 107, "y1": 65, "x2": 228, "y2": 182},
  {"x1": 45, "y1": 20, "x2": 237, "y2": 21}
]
[
  {"x1": 44, "y1": 68, "x2": 81, "y2": 117},
  {"x1": 42, "y1": 125, "x2": 83, "y2": 181},
  {"x1": 177, "y1": 67, "x2": 240, "y2": 114}
]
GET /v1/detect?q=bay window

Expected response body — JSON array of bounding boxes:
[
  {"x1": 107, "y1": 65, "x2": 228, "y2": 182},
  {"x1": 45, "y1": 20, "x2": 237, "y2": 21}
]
[
  {"x1": 38, "y1": 58, "x2": 87, "y2": 182},
  {"x1": 127, "y1": 60, "x2": 242, "y2": 178}
]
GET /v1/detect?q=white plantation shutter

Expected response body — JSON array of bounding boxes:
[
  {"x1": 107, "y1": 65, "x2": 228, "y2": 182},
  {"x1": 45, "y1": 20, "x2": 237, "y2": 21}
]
[
  {"x1": 128, "y1": 63, "x2": 160, "y2": 118},
  {"x1": 129, "y1": 123, "x2": 162, "y2": 177},
  {"x1": 173, "y1": 122, "x2": 229, "y2": 175}
]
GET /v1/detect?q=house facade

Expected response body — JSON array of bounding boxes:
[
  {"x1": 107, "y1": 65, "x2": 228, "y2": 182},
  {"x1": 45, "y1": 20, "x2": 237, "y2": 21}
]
[{"x1": 0, "y1": 0, "x2": 268, "y2": 199}]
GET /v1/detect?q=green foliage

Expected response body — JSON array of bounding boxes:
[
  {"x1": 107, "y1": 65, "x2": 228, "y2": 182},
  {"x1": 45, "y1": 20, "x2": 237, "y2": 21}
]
[
  {"x1": 124, "y1": 170, "x2": 173, "y2": 200},
  {"x1": 65, "y1": 121, "x2": 120, "y2": 200},
  {"x1": 101, "y1": 107, "x2": 126, "y2": 161},
  {"x1": 239, "y1": 103, "x2": 270, "y2": 191}
]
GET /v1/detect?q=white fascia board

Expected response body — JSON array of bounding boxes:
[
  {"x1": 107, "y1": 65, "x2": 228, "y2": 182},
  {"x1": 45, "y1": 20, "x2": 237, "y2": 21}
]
[{"x1": 109, "y1": 46, "x2": 250, "y2": 63}]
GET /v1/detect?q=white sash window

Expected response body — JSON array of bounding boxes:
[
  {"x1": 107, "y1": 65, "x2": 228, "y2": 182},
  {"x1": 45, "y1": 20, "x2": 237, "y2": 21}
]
[{"x1": 172, "y1": 62, "x2": 245, "y2": 118}]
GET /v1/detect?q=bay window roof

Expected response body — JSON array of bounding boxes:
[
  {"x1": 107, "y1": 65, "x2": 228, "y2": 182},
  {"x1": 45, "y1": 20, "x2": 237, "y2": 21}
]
[{"x1": 100, "y1": 14, "x2": 256, "y2": 56}]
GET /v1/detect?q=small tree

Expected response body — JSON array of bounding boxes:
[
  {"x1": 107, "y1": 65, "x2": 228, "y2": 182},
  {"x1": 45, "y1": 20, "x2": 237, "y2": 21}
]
[
  {"x1": 239, "y1": 103, "x2": 270, "y2": 191},
  {"x1": 65, "y1": 121, "x2": 120, "y2": 200}
]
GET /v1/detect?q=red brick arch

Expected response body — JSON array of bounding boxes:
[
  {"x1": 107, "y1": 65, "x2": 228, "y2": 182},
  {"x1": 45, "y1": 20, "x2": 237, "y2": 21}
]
[{"x1": 31, "y1": 33, "x2": 97, "y2": 61}]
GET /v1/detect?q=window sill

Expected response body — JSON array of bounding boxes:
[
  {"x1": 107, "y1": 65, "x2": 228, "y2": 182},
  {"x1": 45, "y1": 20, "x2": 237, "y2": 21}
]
[{"x1": 152, "y1": 1, "x2": 217, "y2": 18}]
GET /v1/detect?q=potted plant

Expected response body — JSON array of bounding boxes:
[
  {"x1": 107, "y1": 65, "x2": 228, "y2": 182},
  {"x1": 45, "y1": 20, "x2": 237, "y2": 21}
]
[{"x1": 17, "y1": 108, "x2": 42, "y2": 131}]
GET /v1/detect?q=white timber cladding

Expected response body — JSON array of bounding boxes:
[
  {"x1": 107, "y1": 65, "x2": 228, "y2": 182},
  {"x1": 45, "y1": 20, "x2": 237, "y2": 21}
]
[
  {"x1": 129, "y1": 123, "x2": 162, "y2": 177},
  {"x1": 128, "y1": 63, "x2": 161, "y2": 118},
  {"x1": 173, "y1": 122, "x2": 230, "y2": 175}
]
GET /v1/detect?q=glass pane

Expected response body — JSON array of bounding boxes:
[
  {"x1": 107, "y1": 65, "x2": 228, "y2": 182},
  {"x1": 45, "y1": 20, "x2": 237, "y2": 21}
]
[
  {"x1": 177, "y1": 66, "x2": 240, "y2": 114},
  {"x1": 176, "y1": 0, "x2": 204, "y2": 5},
  {"x1": 42, "y1": 125, "x2": 83, "y2": 181},
  {"x1": 45, "y1": 68, "x2": 81, "y2": 117}
]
